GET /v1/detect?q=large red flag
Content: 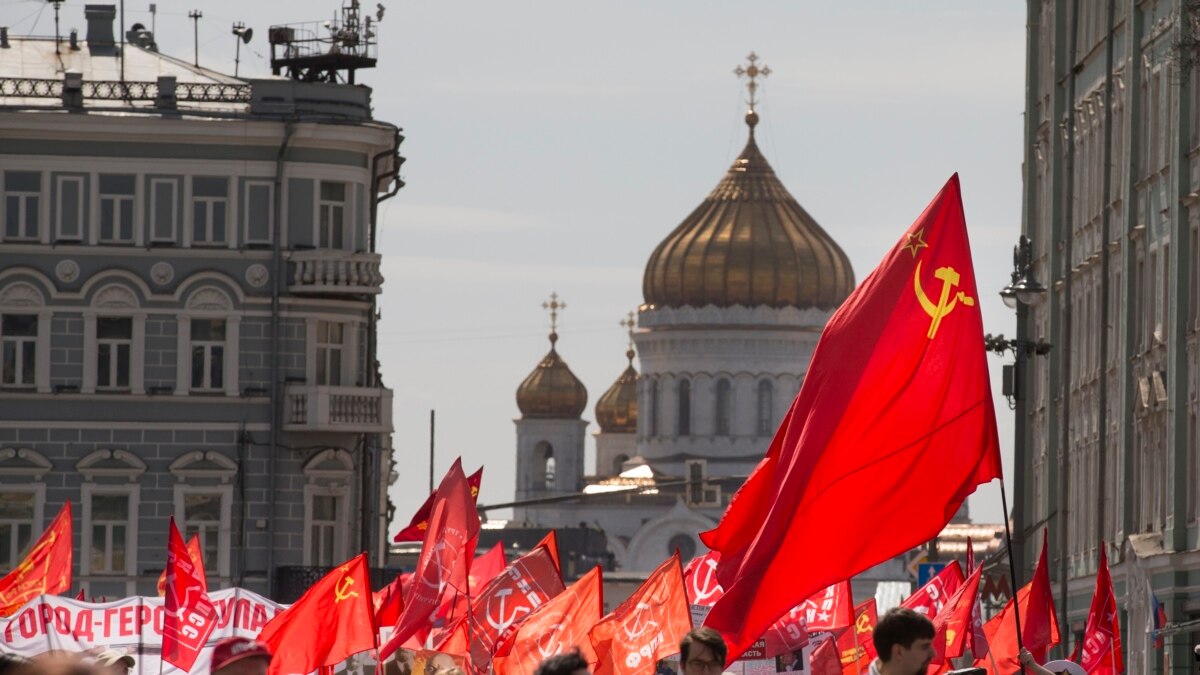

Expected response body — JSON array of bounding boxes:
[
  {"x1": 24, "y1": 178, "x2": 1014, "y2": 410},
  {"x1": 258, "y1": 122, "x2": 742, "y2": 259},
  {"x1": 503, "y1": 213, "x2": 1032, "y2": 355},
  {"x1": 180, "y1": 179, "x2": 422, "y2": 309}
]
[
  {"x1": 975, "y1": 532, "x2": 1059, "y2": 674},
  {"x1": 258, "y1": 553, "x2": 376, "y2": 675},
  {"x1": 379, "y1": 459, "x2": 480, "y2": 660},
  {"x1": 901, "y1": 561, "x2": 964, "y2": 619},
  {"x1": 162, "y1": 517, "x2": 218, "y2": 672},
  {"x1": 590, "y1": 554, "x2": 692, "y2": 675},
  {"x1": 394, "y1": 467, "x2": 483, "y2": 542},
  {"x1": 683, "y1": 550, "x2": 723, "y2": 608},
  {"x1": 1078, "y1": 545, "x2": 1122, "y2": 675},
  {"x1": 157, "y1": 535, "x2": 206, "y2": 596},
  {"x1": 700, "y1": 175, "x2": 1002, "y2": 659},
  {"x1": 493, "y1": 566, "x2": 604, "y2": 675},
  {"x1": 0, "y1": 501, "x2": 72, "y2": 617}
]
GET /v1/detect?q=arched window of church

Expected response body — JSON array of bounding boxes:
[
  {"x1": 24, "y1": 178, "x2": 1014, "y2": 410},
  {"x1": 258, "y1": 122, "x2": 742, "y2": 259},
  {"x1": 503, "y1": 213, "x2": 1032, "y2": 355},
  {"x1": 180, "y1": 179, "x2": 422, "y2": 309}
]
[
  {"x1": 677, "y1": 379, "x2": 691, "y2": 436},
  {"x1": 613, "y1": 454, "x2": 629, "y2": 475},
  {"x1": 667, "y1": 533, "x2": 696, "y2": 561},
  {"x1": 757, "y1": 379, "x2": 774, "y2": 436},
  {"x1": 715, "y1": 379, "x2": 732, "y2": 436},
  {"x1": 649, "y1": 380, "x2": 660, "y2": 436},
  {"x1": 534, "y1": 441, "x2": 554, "y2": 490},
  {"x1": 543, "y1": 446, "x2": 556, "y2": 488}
]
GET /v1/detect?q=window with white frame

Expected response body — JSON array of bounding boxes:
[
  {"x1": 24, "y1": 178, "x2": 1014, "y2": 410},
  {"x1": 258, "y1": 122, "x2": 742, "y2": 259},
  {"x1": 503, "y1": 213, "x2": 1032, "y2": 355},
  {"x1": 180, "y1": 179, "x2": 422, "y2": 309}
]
[
  {"x1": 318, "y1": 181, "x2": 345, "y2": 249},
  {"x1": 4, "y1": 171, "x2": 41, "y2": 241},
  {"x1": 96, "y1": 317, "x2": 133, "y2": 390},
  {"x1": 316, "y1": 321, "x2": 343, "y2": 386},
  {"x1": 181, "y1": 491, "x2": 222, "y2": 570},
  {"x1": 192, "y1": 177, "x2": 228, "y2": 246},
  {"x1": 190, "y1": 319, "x2": 226, "y2": 391},
  {"x1": 150, "y1": 178, "x2": 178, "y2": 244},
  {"x1": 55, "y1": 175, "x2": 84, "y2": 242},
  {"x1": 309, "y1": 493, "x2": 340, "y2": 567},
  {"x1": 1, "y1": 314, "x2": 37, "y2": 388},
  {"x1": 0, "y1": 492, "x2": 36, "y2": 572},
  {"x1": 244, "y1": 181, "x2": 273, "y2": 245},
  {"x1": 302, "y1": 449, "x2": 352, "y2": 567},
  {"x1": 88, "y1": 492, "x2": 130, "y2": 575},
  {"x1": 98, "y1": 175, "x2": 135, "y2": 244}
]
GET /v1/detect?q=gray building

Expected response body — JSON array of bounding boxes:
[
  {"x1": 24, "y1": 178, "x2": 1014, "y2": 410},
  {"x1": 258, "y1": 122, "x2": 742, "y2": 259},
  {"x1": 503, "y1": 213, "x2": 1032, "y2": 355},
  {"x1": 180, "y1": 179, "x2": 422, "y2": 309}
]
[
  {"x1": 1018, "y1": 0, "x2": 1199, "y2": 670},
  {"x1": 0, "y1": 4, "x2": 401, "y2": 601}
]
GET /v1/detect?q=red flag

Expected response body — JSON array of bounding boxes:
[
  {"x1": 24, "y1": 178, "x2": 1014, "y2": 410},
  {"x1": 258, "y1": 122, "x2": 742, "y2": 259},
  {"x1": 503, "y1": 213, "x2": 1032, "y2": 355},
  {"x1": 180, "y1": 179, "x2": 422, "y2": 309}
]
[
  {"x1": 974, "y1": 531, "x2": 1059, "y2": 674},
  {"x1": 809, "y1": 638, "x2": 842, "y2": 675},
  {"x1": 590, "y1": 554, "x2": 692, "y2": 675},
  {"x1": 157, "y1": 535, "x2": 206, "y2": 596},
  {"x1": 493, "y1": 566, "x2": 604, "y2": 675},
  {"x1": 1078, "y1": 545, "x2": 1122, "y2": 674},
  {"x1": 699, "y1": 175, "x2": 1002, "y2": 659},
  {"x1": 394, "y1": 467, "x2": 483, "y2": 542},
  {"x1": 836, "y1": 600, "x2": 878, "y2": 675},
  {"x1": 162, "y1": 517, "x2": 218, "y2": 672},
  {"x1": 74, "y1": 589, "x2": 85, "y2": 601},
  {"x1": 683, "y1": 550, "x2": 723, "y2": 607},
  {"x1": 373, "y1": 573, "x2": 407, "y2": 628},
  {"x1": 535, "y1": 530, "x2": 561, "y2": 575},
  {"x1": 436, "y1": 541, "x2": 510, "y2": 626},
  {"x1": 901, "y1": 561, "x2": 964, "y2": 619},
  {"x1": 258, "y1": 553, "x2": 376, "y2": 675},
  {"x1": 379, "y1": 459, "x2": 481, "y2": 661},
  {"x1": 764, "y1": 580, "x2": 855, "y2": 658},
  {"x1": 442, "y1": 546, "x2": 565, "y2": 673},
  {"x1": 0, "y1": 501, "x2": 72, "y2": 617},
  {"x1": 932, "y1": 564, "x2": 982, "y2": 659},
  {"x1": 964, "y1": 538, "x2": 989, "y2": 659}
]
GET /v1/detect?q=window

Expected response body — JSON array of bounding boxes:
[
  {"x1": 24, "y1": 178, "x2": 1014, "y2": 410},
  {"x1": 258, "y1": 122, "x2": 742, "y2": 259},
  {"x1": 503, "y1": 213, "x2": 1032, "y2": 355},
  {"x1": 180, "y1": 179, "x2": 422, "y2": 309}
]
[
  {"x1": 316, "y1": 321, "x2": 343, "y2": 386},
  {"x1": 1, "y1": 314, "x2": 36, "y2": 388},
  {"x1": 0, "y1": 492, "x2": 35, "y2": 572},
  {"x1": 89, "y1": 493, "x2": 130, "y2": 575},
  {"x1": 677, "y1": 378, "x2": 691, "y2": 436},
  {"x1": 648, "y1": 379, "x2": 660, "y2": 436},
  {"x1": 532, "y1": 441, "x2": 554, "y2": 491},
  {"x1": 319, "y1": 182, "x2": 345, "y2": 249},
  {"x1": 544, "y1": 448, "x2": 556, "y2": 487},
  {"x1": 192, "y1": 177, "x2": 228, "y2": 246},
  {"x1": 714, "y1": 379, "x2": 732, "y2": 436},
  {"x1": 98, "y1": 175, "x2": 135, "y2": 244},
  {"x1": 190, "y1": 319, "x2": 225, "y2": 391},
  {"x1": 181, "y1": 492, "x2": 221, "y2": 570},
  {"x1": 55, "y1": 176, "x2": 84, "y2": 241},
  {"x1": 244, "y1": 181, "x2": 273, "y2": 245},
  {"x1": 96, "y1": 317, "x2": 132, "y2": 390},
  {"x1": 302, "y1": 450, "x2": 351, "y2": 567},
  {"x1": 150, "y1": 179, "x2": 178, "y2": 243},
  {"x1": 4, "y1": 171, "x2": 40, "y2": 241},
  {"x1": 309, "y1": 494, "x2": 339, "y2": 566},
  {"x1": 667, "y1": 534, "x2": 696, "y2": 561},
  {"x1": 756, "y1": 380, "x2": 774, "y2": 436}
]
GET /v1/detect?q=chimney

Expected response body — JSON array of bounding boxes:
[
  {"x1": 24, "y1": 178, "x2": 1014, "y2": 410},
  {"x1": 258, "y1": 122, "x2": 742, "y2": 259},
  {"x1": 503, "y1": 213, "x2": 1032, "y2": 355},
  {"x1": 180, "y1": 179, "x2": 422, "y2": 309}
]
[
  {"x1": 84, "y1": 4, "x2": 116, "y2": 55},
  {"x1": 69, "y1": 29, "x2": 79, "y2": 50},
  {"x1": 1, "y1": 27, "x2": 9, "y2": 49}
]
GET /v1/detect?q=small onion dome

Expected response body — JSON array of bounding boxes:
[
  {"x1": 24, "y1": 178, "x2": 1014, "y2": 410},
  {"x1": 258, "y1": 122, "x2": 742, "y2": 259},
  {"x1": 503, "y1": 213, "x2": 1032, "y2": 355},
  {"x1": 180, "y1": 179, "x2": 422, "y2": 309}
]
[
  {"x1": 642, "y1": 109, "x2": 855, "y2": 310},
  {"x1": 595, "y1": 348, "x2": 638, "y2": 433},
  {"x1": 516, "y1": 332, "x2": 588, "y2": 419}
]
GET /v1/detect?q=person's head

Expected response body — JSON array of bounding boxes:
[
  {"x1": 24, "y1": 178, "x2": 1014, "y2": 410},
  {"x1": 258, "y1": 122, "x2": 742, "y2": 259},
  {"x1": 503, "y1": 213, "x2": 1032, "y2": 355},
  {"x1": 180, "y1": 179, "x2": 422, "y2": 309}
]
[
  {"x1": 209, "y1": 637, "x2": 272, "y2": 675},
  {"x1": 31, "y1": 652, "x2": 97, "y2": 675},
  {"x1": 92, "y1": 649, "x2": 134, "y2": 675},
  {"x1": 679, "y1": 627, "x2": 726, "y2": 675},
  {"x1": 873, "y1": 608, "x2": 935, "y2": 675},
  {"x1": 0, "y1": 654, "x2": 33, "y2": 675},
  {"x1": 533, "y1": 649, "x2": 590, "y2": 675}
]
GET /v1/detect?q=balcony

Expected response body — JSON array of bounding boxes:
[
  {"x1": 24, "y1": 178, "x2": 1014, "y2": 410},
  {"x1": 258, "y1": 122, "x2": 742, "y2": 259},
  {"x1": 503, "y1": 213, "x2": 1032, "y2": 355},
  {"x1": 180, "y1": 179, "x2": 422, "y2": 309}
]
[
  {"x1": 287, "y1": 250, "x2": 383, "y2": 295},
  {"x1": 283, "y1": 385, "x2": 393, "y2": 433}
]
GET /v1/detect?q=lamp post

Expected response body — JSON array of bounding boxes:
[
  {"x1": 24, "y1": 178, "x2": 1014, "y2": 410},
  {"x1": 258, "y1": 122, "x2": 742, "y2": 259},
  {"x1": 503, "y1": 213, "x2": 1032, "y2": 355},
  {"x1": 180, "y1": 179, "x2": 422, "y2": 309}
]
[{"x1": 984, "y1": 234, "x2": 1048, "y2": 590}]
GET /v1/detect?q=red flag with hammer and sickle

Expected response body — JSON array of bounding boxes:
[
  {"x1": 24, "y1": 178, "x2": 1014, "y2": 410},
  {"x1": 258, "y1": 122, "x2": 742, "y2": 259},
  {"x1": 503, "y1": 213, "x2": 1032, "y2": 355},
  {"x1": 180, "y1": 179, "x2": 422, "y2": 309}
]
[
  {"x1": 590, "y1": 553, "x2": 692, "y2": 675},
  {"x1": 258, "y1": 552, "x2": 376, "y2": 675},
  {"x1": 700, "y1": 174, "x2": 1002, "y2": 660},
  {"x1": 394, "y1": 467, "x2": 483, "y2": 542},
  {"x1": 683, "y1": 550, "x2": 723, "y2": 607},
  {"x1": 0, "y1": 501, "x2": 72, "y2": 617},
  {"x1": 493, "y1": 566, "x2": 604, "y2": 675},
  {"x1": 836, "y1": 600, "x2": 878, "y2": 675}
]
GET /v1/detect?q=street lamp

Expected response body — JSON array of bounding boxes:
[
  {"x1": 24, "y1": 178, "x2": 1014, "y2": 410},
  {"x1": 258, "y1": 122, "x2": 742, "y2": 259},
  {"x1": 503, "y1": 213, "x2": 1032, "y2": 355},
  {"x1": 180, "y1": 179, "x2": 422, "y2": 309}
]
[{"x1": 1000, "y1": 235, "x2": 1047, "y2": 309}]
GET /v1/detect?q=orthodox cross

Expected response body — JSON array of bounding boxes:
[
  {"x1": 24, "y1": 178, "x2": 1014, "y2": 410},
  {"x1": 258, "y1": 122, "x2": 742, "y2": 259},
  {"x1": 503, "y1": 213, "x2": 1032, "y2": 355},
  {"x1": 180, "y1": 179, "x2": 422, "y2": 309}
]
[
  {"x1": 543, "y1": 292, "x2": 565, "y2": 342},
  {"x1": 619, "y1": 311, "x2": 637, "y2": 363},
  {"x1": 733, "y1": 51, "x2": 771, "y2": 110}
]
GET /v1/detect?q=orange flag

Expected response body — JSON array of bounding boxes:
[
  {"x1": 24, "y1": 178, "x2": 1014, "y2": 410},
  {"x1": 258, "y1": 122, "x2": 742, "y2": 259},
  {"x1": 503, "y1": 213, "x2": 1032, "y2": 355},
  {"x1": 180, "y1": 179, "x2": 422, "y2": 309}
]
[
  {"x1": 535, "y1": 530, "x2": 561, "y2": 575},
  {"x1": 163, "y1": 517, "x2": 218, "y2": 672},
  {"x1": 0, "y1": 501, "x2": 72, "y2": 617},
  {"x1": 258, "y1": 553, "x2": 377, "y2": 675},
  {"x1": 590, "y1": 553, "x2": 691, "y2": 675},
  {"x1": 157, "y1": 535, "x2": 206, "y2": 596},
  {"x1": 493, "y1": 566, "x2": 604, "y2": 675}
]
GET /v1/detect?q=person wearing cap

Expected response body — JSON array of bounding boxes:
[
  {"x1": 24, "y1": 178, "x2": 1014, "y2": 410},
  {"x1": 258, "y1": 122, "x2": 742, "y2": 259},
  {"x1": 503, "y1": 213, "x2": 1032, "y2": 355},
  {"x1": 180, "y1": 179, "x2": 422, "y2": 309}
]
[
  {"x1": 209, "y1": 637, "x2": 272, "y2": 675},
  {"x1": 1018, "y1": 649, "x2": 1085, "y2": 675},
  {"x1": 92, "y1": 650, "x2": 134, "y2": 675}
]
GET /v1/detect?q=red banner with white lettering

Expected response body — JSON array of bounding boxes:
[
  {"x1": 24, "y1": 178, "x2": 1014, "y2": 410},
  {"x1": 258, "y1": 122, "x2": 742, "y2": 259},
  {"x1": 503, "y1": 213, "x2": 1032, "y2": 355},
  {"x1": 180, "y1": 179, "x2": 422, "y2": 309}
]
[
  {"x1": 764, "y1": 580, "x2": 853, "y2": 658},
  {"x1": 901, "y1": 561, "x2": 963, "y2": 619},
  {"x1": 1078, "y1": 546, "x2": 1122, "y2": 675},
  {"x1": 163, "y1": 517, "x2": 218, "y2": 672}
]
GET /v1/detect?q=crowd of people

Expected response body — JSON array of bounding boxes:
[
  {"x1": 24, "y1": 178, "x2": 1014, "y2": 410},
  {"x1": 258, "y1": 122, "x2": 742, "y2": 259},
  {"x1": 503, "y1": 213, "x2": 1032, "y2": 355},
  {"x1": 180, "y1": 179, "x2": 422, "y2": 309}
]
[{"x1": 0, "y1": 607, "x2": 1083, "y2": 675}]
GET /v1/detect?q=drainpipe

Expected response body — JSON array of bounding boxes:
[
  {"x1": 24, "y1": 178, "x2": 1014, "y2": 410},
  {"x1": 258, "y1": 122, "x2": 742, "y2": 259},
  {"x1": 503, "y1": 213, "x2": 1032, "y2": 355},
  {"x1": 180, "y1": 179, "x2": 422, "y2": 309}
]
[{"x1": 1059, "y1": 0, "x2": 1079, "y2": 648}]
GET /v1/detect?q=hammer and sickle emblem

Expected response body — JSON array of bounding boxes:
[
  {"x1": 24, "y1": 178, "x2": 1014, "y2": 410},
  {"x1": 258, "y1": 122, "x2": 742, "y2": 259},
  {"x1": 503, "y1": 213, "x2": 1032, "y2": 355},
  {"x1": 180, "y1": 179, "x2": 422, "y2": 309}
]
[
  {"x1": 913, "y1": 261, "x2": 975, "y2": 339},
  {"x1": 334, "y1": 574, "x2": 359, "y2": 603},
  {"x1": 856, "y1": 612, "x2": 873, "y2": 634}
]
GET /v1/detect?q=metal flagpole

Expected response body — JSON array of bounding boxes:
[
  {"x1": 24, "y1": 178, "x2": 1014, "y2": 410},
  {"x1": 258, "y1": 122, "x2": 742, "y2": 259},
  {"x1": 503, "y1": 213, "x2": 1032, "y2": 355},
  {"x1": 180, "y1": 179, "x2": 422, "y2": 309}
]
[{"x1": 999, "y1": 478, "x2": 1027, "y2": 674}]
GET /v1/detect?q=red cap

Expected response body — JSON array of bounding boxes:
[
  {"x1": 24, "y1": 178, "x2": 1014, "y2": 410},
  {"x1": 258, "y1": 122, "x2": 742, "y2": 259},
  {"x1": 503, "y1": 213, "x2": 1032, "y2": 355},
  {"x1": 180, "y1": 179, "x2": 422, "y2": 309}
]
[{"x1": 210, "y1": 637, "x2": 272, "y2": 673}]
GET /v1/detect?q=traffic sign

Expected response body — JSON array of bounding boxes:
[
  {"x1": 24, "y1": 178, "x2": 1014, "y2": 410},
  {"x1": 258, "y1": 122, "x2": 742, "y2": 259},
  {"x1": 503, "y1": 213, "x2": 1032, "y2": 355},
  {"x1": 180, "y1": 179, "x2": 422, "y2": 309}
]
[{"x1": 917, "y1": 562, "x2": 947, "y2": 587}]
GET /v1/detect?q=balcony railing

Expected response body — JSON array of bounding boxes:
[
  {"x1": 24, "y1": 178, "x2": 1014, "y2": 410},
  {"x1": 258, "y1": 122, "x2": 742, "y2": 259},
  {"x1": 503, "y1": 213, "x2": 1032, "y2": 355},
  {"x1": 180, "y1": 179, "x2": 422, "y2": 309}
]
[
  {"x1": 287, "y1": 250, "x2": 383, "y2": 295},
  {"x1": 283, "y1": 384, "x2": 393, "y2": 432}
]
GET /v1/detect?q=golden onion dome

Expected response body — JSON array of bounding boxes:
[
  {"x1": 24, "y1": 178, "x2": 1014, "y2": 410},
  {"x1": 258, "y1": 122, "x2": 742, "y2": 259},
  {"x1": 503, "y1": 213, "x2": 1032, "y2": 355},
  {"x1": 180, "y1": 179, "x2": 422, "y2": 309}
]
[
  {"x1": 516, "y1": 332, "x2": 588, "y2": 419},
  {"x1": 595, "y1": 347, "x2": 638, "y2": 433},
  {"x1": 642, "y1": 110, "x2": 855, "y2": 310}
]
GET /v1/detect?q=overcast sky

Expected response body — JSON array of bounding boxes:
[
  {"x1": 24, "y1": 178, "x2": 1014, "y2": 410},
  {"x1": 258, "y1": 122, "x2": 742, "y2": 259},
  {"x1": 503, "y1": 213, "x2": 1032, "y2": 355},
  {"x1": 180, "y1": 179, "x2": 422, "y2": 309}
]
[{"x1": 8, "y1": 1, "x2": 1028, "y2": 532}]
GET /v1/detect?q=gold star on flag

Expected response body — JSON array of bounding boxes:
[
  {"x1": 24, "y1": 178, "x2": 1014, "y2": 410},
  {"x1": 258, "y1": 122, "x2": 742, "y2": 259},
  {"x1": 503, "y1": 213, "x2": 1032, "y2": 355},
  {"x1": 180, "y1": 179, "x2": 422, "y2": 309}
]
[{"x1": 904, "y1": 229, "x2": 929, "y2": 258}]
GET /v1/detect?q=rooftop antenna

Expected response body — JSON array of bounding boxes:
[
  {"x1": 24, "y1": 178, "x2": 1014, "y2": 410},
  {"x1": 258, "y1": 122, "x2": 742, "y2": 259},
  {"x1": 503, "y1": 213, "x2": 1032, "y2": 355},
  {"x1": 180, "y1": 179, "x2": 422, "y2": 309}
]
[
  {"x1": 231, "y1": 22, "x2": 252, "y2": 77},
  {"x1": 188, "y1": 9, "x2": 202, "y2": 67},
  {"x1": 149, "y1": 3, "x2": 156, "y2": 36},
  {"x1": 48, "y1": 0, "x2": 65, "y2": 55}
]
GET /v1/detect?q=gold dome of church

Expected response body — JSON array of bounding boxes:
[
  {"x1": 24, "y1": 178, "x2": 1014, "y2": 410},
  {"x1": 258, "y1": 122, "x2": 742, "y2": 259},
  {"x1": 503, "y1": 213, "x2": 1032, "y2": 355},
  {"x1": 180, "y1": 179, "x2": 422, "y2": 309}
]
[
  {"x1": 595, "y1": 350, "x2": 638, "y2": 434},
  {"x1": 643, "y1": 55, "x2": 854, "y2": 310},
  {"x1": 516, "y1": 294, "x2": 588, "y2": 419}
]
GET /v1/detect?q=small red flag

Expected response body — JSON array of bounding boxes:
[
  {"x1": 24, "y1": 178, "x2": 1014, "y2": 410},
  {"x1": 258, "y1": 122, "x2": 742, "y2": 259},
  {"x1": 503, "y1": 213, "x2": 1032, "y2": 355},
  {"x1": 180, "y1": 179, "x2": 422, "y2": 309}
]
[
  {"x1": 534, "y1": 530, "x2": 561, "y2": 575},
  {"x1": 590, "y1": 554, "x2": 692, "y2": 675},
  {"x1": 700, "y1": 175, "x2": 1003, "y2": 659},
  {"x1": 836, "y1": 600, "x2": 878, "y2": 675},
  {"x1": 74, "y1": 589, "x2": 85, "y2": 601},
  {"x1": 964, "y1": 538, "x2": 989, "y2": 659},
  {"x1": 809, "y1": 638, "x2": 842, "y2": 675},
  {"x1": 258, "y1": 553, "x2": 376, "y2": 675},
  {"x1": 373, "y1": 573, "x2": 407, "y2": 629},
  {"x1": 1078, "y1": 545, "x2": 1122, "y2": 674},
  {"x1": 162, "y1": 517, "x2": 218, "y2": 672},
  {"x1": 901, "y1": 561, "x2": 964, "y2": 619},
  {"x1": 493, "y1": 566, "x2": 604, "y2": 675},
  {"x1": 932, "y1": 564, "x2": 983, "y2": 660},
  {"x1": 379, "y1": 459, "x2": 481, "y2": 661},
  {"x1": 157, "y1": 535, "x2": 206, "y2": 596},
  {"x1": 683, "y1": 550, "x2": 723, "y2": 608},
  {"x1": 974, "y1": 531, "x2": 1059, "y2": 674},
  {"x1": 0, "y1": 501, "x2": 72, "y2": 617},
  {"x1": 394, "y1": 467, "x2": 483, "y2": 542}
]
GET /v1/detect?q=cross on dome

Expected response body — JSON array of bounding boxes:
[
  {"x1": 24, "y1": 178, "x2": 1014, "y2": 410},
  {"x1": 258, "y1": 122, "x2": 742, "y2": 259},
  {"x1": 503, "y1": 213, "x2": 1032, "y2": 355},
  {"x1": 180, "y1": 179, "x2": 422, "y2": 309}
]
[
  {"x1": 542, "y1": 292, "x2": 565, "y2": 346},
  {"x1": 733, "y1": 51, "x2": 771, "y2": 112}
]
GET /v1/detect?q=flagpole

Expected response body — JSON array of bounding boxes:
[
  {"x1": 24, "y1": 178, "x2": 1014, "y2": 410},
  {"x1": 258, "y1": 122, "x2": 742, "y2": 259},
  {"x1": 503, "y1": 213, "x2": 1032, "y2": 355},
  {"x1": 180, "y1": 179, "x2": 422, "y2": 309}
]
[
  {"x1": 852, "y1": 628, "x2": 862, "y2": 675},
  {"x1": 999, "y1": 479, "x2": 1025, "y2": 649}
]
